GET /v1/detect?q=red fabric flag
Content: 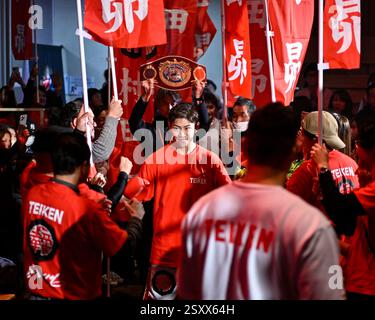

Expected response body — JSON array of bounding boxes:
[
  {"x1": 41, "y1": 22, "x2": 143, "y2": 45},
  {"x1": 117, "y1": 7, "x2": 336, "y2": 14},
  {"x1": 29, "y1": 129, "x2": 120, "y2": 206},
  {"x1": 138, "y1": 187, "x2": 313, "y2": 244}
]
[
  {"x1": 268, "y1": 0, "x2": 314, "y2": 106},
  {"x1": 324, "y1": 0, "x2": 361, "y2": 69},
  {"x1": 12, "y1": 0, "x2": 33, "y2": 60},
  {"x1": 157, "y1": 0, "x2": 198, "y2": 60},
  {"x1": 224, "y1": 0, "x2": 252, "y2": 99},
  {"x1": 247, "y1": 0, "x2": 272, "y2": 108},
  {"x1": 84, "y1": 0, "x2": 167, "y2": 48},
  {"x1": 194, "y1": 0, "x2": 217, "y2": 60}
]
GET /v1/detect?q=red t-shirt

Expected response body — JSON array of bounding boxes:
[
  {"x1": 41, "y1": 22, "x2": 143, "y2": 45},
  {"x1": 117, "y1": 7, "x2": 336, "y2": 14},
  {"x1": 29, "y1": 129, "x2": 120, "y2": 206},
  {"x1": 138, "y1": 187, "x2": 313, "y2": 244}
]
[
  {"x1": 138, "y1": 144, "x2": 231, "y2": 267},
  {"x1": 23, "y1": 181, "x2": 126, "y2": 300},
  {"x1": 287, "y1": 150, "x2": 359, "y2": 213},
  {"x1": 345, "y1": 182, "x2": 375, "y2": 295}
]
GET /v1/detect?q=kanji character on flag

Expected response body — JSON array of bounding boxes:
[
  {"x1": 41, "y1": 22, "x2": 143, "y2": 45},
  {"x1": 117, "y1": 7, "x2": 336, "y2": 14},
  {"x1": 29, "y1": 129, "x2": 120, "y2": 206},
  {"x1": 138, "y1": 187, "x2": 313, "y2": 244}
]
[
  {"x1": 268, "y1": 0, "x2": 314, "y2": 106},
  {"x1": 324, "y1": 0, "x2": 361, "y2": 69},
  {"x1": 224, "y1": 0, "x2": 252, "y2": 99},
  {"x1": 247, "y1": 0, "x2": 272, "y2": 107},
  {"x1": 84, "y1": 0, "x2": 167, "y2": 48},
  {"x1": 12, "y1": 0, "x2": 33, "y2": 60},
  {"x1": 194, "y1": 0, "x2": 217, "y2": 60}
]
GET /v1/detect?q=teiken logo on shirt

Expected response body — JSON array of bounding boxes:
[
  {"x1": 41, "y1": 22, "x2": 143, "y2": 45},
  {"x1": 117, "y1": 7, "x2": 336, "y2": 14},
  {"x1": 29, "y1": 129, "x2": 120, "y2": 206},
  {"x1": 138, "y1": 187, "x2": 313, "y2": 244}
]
[
  {"x1": 190, "y1": 176, "x2": 207, "y2": 185},
  {"x1": 189, "y1": 172, "x2": 207, "y2": 185}
]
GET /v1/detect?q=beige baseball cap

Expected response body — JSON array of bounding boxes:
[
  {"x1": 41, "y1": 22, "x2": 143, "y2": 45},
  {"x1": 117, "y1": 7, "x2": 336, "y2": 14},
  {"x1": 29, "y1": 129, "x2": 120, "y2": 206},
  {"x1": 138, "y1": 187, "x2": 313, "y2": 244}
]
[{"x1": 302, "y1": 111, "x2": 346, "y2": 150}]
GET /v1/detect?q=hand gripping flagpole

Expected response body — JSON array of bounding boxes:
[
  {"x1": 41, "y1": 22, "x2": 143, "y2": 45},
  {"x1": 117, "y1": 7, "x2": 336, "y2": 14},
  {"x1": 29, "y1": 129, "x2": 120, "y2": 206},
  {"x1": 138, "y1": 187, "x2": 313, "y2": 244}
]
[
  {"x1": 264, "y1": 0, "x2": 276, "y2": 103},
  {"x1": 75, "y1": 0, "x2": 94, "y2": 164},
  {"x1": 318, "y1": 0, "x2": 329, "y2": 145},
  {"x1": 220, "y1": 0, "x2": 228, "y2": 119}
]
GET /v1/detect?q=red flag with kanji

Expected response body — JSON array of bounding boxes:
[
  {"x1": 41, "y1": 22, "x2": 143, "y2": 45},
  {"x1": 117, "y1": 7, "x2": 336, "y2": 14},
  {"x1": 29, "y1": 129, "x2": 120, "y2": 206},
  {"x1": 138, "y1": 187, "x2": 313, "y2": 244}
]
[
  {"x1": 194, "y1": 0, "x2": 217, "y2": 60},
  {"x1": 247, "y1": 0, "x2": 272, "y2": 108},
  {"x1": 324, "y1": 0, "x2": 361, "y2": 69},
  {"x1": 12, "y1": 0, "x2": 33, "y2": 60},
  {"x1": 84, "y1": 0, "x2": 167, "y2": 48},
  {"x1": 268, "y1": 0, "x2": 314, "y2": 106},
  {"x1": 224, "y1": 0, "x2": 252, "y2": 99},
  {"x1": 157, "y1": 0, "x2": 198, "y2": 60}
]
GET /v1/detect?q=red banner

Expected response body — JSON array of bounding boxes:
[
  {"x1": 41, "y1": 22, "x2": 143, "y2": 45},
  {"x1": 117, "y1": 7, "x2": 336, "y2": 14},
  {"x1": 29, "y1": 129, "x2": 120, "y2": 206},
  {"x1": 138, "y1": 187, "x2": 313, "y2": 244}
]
[
  {"x1": 324, "y1": 0, "x2": 361, "y2": 69},
  {"x1": 247, "y1": 0, "x2": 271, "y2": 108},
  {"x1": 224, "y1": 0, "x2": 252, "y2": 99},
  {"x1": 268, "y1": 0, "x2": 314, "y2": 106},
  {"x1": 157, "y1": 0, "x2": 198, "y2": 60},
  {"x1": 84, "y1": 0, "x2": 167, "y2": 48},
  {"x1": 194, "y1": 0, "x2": 217, "y2": 60},
  {"x1": 12, "y1": 0, "x2": 33, "y2": 60}
]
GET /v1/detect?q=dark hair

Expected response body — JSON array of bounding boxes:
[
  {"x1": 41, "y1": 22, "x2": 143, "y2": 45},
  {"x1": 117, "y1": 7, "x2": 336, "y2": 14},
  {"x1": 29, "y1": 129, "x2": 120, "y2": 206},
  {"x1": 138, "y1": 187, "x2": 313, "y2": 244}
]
[
  {"x1": 331, "y1": 112, "x2": 351, "y2": 156},
  {"x1": 206, "y1": 79, "x2": 217, "y2": 92},
  {"x1": 93, "y1": 105, "x2": 107, "y2": 119},
  {"x1": 357, "y1": 113, "x2": 375, "y2": 150},
  {"x1": 246, "y1": 103, "x2": 300, "y2": 170},
  {"x1": 234, "y1": 97, "x2": 256, "y2": 114},
  {"x1": 104, "y1": 69, "x2": 109, "y2": 81},
  {"x1": 367, "y1": 82, "x2": 375, "y2": 95},
  {"x1": 1, "y1": 85, "x2": 17, "y2": 108},
  {"x1": 367, "y1": 72, "x2": 375, "y2": 86},
  {"x1": 51, "y1": 133, "x2": 90, "y2": 175},
  {"x1": 203, "y1": 89, "x2": 223, "y2": 118},
  {"x1": 155, "y1": 89, "x2": 181, "y2": 110},
  {"x1": 328, "y1": 89, "x2": 354, "y2": 120},
  {"x1": 31, "y1": 128, "x2": 61, "y2": 153},
  {"x1": 88, "y1": 88, "x2": 101, "y2": 104},
  {"x1": 168, "y1": 103, "x2": 198, "y2": 124},
  {"x1": 59, "y1": 102, "x2": 81, "y2": 127},
  {"x1": 0, "y1": 128, "x2": 11, "y2": 139},
  {"x1": 290, "y1": 96, "x2": 315, "y2": 120},
  {"x1": 303, "y1": 63, "x2": 317, "y2": 78}
]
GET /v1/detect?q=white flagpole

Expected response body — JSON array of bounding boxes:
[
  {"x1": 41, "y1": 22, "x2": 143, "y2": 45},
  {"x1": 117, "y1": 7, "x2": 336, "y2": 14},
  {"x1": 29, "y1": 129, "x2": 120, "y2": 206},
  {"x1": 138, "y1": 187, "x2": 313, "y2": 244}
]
[
  {"x1": 264, "y1": 0, "x2": 276, "y2": 103},
  {"x1": 75, "y1": 0, "x2": 93, "y2": 160},
  {"x1": 318, "y1": 0, "x2": 325, "y2": 145},
  {"x1": 220, "y1": 0, "x2": 228, "y2": 119},
  {"x1": 32, "y1": 0, "x2": 39, "y2": 104},
  {"x1": 106, "y1": 47, "x2": 111, "y2": 299},
  {"x1": 109, "y1": 46, "x2": 118, "y2": 100},
  {"x1": 107, "y1": 47, "x2": 111, "y2": 106}
]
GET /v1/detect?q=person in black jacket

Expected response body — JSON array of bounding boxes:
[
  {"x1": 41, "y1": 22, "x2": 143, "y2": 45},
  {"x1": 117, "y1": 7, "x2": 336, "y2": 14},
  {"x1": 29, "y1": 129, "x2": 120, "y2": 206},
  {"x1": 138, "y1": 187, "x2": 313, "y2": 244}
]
[{"x1": 311, "y1": 115, "x2": 375, "y2": 300}]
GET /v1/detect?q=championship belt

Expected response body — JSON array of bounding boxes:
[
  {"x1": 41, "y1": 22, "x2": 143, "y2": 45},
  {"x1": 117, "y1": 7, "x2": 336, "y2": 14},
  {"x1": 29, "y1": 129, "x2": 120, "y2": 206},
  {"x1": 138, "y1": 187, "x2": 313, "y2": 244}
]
[{"x1": 140, "y1": 55, "x2": 206, "y2": 91}]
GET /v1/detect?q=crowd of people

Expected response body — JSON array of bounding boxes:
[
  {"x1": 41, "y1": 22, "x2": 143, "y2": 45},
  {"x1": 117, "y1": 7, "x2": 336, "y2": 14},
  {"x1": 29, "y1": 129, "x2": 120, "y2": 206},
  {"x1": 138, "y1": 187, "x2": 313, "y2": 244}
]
[{"x1": 0, "y1": 63, "x2": 374, "y2": 300}]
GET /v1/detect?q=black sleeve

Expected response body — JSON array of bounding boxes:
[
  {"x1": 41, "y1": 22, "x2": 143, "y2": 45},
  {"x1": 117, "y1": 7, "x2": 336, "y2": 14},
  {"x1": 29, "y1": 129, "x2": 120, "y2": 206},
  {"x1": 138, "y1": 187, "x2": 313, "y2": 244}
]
[
  {"x1": 117, "y1": 217, "x2": 143, "y2": 257},
  {"x1": 129, "y1": 97, "x2": 149, "y2": 135},
  {"x1": 319, "y1": 170, "x2": 366, "y2": 236},
  {"x1": 89, "y1": 184, "x2": 104, "y2": 194},
  {"x1": 194, "y1": 99, "x2": 209, "y2": 133},
  {"x1": 23, "y1": 78, "x2": 35, "y2": 106},
  {"x1": 106, "y1": 172, "x2": 128, "y2": 211}
]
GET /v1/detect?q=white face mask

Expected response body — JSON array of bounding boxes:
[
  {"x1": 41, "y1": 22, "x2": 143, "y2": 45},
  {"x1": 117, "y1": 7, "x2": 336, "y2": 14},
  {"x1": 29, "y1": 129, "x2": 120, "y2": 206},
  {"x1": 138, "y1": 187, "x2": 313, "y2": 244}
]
[{"x1": 233, "y1": 121, "x2": 249, "y2": 132}]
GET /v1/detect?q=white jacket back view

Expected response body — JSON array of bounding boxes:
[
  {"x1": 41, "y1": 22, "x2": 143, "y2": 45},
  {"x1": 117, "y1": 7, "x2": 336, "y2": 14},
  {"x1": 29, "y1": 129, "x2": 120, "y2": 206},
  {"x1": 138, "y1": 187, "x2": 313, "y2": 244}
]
[{"x1": 178, "y1": 182, "x2": 344, "y2": 300}]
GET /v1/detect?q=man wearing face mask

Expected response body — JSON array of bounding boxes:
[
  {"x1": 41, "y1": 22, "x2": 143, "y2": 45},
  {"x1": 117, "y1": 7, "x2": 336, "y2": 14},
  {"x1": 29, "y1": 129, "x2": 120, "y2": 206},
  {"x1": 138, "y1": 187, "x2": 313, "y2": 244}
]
[
  {"x1": 226, "y1": 97, "x2": 256, "y2": 179},
  {"x1": 232, "y1": 97, "x2": 256, "y2": 132}
]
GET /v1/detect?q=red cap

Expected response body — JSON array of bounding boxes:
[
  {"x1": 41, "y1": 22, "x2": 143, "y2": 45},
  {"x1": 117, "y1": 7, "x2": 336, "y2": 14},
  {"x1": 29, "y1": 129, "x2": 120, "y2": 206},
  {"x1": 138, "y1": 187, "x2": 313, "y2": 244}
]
[{"x1": 124, "y1": 176, "x2": 150, "y2": 201}]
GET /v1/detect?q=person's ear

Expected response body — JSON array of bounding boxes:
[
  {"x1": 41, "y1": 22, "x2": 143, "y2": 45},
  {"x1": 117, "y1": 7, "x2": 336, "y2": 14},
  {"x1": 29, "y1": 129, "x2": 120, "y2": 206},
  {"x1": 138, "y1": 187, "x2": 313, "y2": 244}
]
[{"x1": 71, "y1": 117, "x2": 77, "y2": 129}]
